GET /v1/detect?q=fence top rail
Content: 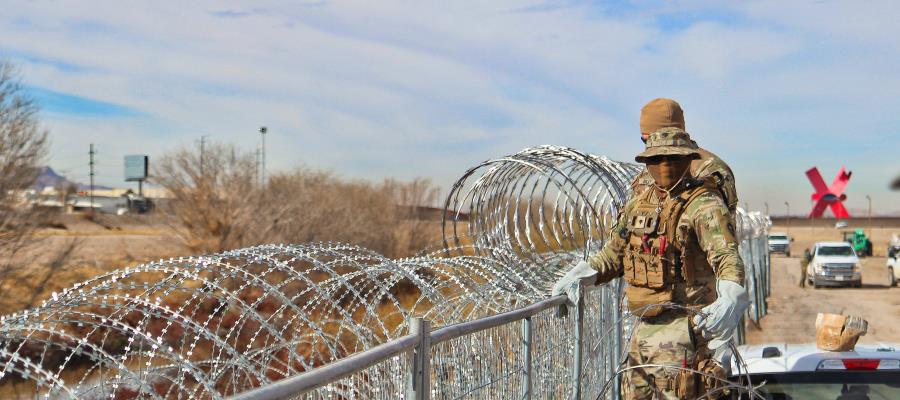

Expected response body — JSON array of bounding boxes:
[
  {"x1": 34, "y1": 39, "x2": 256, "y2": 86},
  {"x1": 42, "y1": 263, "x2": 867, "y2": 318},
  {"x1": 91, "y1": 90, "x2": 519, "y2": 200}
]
[
  {"x1": 430, "y1": 276, "x2": 609, "y2": 344},
  {"x1": 228, "y1": 333, "x2": 420, "y2": 400},
  {"x1": 430, "y1": 293, "x2": 568, "y2": 343}
]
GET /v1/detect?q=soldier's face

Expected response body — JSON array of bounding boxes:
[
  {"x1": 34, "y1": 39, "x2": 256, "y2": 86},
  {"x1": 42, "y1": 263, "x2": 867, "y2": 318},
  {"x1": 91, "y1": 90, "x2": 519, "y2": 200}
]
[{"x1": 645, "y1": 155, "x2": 691, "y2": 188}]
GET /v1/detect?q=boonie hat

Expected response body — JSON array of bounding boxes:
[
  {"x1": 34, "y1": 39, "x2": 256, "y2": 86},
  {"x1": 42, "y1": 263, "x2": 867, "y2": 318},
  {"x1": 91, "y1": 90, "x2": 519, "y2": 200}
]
[
  {"x1": 634, "y1": 127, "x2": 700, "y2": 163},
  {"x1": 640, "y1": 98, "x2": 685, "y2": 134}
]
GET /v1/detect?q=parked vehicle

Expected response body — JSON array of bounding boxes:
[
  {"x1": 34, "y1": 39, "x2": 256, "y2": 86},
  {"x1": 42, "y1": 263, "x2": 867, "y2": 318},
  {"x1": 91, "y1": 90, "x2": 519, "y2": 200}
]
[
  {"x1": 767, "y1": 232, "x2": 792, "y2": 257},
  {"x1": 842, "y1": 229, "x2": 873, "y2": 257},
  {"x1": 888, "y1": 233, "x2": 900, "y2": 259},
  {"x1": 730, "y1": 343, "x2": 900, "y2": 399},
  {"x1": 887, "y1": 250, "x2": 899, "y2": 288},
  {"x1": 806, "y1": 242, "x2": 862, "y2": 288}
]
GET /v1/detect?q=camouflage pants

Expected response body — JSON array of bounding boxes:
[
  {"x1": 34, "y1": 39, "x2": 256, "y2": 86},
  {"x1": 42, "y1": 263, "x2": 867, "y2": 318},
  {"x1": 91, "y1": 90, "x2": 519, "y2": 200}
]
[{"x1": 621, "y1": 312, "x2": 711, "y2": 400}]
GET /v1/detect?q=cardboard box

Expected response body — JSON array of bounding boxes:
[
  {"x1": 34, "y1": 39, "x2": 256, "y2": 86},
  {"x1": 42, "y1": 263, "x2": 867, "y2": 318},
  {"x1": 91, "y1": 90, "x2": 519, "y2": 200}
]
[{"x1": 815, "y1": 313, "x2": 868, "y2": 352}]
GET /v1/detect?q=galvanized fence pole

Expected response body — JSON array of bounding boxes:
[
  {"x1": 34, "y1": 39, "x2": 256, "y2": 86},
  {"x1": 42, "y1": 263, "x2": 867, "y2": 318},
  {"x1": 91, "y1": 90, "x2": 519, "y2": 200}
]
[
  {"x1": 613, "y1": 281, "x2": 623, "y2": 400},
  {"x1": 572, "y1": 289, "x2": 585, "y2": 400},
  {"x1": 406, "y1": 318, "x2": 431, "y2": 400},
  {"x1": 521, "y1": 316, "x2": 533, "y2": 400}
]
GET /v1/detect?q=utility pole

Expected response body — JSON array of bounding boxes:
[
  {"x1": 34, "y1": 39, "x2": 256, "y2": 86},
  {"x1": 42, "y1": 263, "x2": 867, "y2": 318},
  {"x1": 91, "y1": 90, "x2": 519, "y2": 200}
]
[
  {"x1": 259, "y1": 126, "x2": 267, "y2": 186},
  {"x1": 765, "y1": 202, "x2": 769, "y2": 216},
  {"x1": 89, "y1": 143, "x2": 95, "y2": 212},
  {"x1": 784, "y1": 201, "x2": 791, "y2": 235},
  {"x1": 199, "y1": 135, "x2": 208, "y2": 177}
]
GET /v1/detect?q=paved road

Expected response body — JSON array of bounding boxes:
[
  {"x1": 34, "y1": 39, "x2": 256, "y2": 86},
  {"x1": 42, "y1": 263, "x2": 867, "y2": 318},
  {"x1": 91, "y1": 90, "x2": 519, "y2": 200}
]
[{"x1": 746, "y1": 255, "x2": 900, "y2": 345}]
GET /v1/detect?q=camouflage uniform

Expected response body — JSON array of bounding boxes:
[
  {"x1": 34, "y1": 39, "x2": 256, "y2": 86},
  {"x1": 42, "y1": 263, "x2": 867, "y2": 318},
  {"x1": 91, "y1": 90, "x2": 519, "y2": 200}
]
[
  {"x1": 587, "y1": 129, "x2": 745, "y2": 399},
  {"x1": 799, "y1": 250, "x2": 811, "y2": 288}
]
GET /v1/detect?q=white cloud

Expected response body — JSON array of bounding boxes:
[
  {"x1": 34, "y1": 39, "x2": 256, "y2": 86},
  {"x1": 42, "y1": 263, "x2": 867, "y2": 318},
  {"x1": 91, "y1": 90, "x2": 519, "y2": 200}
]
[{"x1": 2, "y1": 0, "x2": 900, "y2": 214}]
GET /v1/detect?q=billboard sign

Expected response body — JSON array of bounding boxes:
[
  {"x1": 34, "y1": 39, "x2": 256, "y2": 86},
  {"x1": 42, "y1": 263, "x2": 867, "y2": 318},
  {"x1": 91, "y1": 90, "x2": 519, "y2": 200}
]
[{"x1": 124, "y1": 155, "x2": 149, "y2": 181}]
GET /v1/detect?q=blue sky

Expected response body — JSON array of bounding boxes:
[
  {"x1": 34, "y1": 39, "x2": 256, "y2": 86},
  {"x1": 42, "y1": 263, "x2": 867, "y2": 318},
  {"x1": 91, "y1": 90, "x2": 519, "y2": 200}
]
[{"x1": 2, "y1": 0, "x2": 900, "y2": 215}]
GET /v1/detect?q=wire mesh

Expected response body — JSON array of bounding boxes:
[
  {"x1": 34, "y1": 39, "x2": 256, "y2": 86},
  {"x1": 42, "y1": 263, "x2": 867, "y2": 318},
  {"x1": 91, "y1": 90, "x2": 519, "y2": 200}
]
[{"x1": 430, "y1": 319, "x2": 527, "y2": 399}]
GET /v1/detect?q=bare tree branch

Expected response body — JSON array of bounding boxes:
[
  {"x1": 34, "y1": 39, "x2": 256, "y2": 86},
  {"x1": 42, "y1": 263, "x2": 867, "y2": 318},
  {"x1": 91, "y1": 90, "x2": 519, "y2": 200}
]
[{"x1": 0, "y1": 60, "x2": 53, "y2": 293}]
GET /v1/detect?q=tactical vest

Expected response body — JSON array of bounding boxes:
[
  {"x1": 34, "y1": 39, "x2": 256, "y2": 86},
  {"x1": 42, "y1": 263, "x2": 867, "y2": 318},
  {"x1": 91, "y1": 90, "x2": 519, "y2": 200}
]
[{"x1": 621, "y1": 177, "x2": 721, "y2": 317}]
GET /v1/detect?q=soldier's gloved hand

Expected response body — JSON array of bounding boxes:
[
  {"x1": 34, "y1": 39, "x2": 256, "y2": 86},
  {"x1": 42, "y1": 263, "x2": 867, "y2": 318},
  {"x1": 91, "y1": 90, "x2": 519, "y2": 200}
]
[
  {"x1": 551, "y1": 261, "x2": 597, "y2": 317},
  {"x1": 692, "y1": 280, "x2": 750, "y2": 349}
]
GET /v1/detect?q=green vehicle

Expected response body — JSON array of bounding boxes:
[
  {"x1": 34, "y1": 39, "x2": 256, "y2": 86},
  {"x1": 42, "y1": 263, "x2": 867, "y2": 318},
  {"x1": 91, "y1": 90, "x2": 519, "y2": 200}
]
[{"x1": 842, "y1": 229, "x2": 873, "y2": 257}]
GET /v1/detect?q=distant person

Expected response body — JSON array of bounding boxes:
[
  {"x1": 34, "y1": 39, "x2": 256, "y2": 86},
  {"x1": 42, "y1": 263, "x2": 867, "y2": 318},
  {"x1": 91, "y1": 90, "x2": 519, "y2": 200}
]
[
  {"x1": 799, "y1": 248, "x2": 812, "y2": 288},
  {"x1": 630, "y1": 98, "x2": 738, "y2": 216}
]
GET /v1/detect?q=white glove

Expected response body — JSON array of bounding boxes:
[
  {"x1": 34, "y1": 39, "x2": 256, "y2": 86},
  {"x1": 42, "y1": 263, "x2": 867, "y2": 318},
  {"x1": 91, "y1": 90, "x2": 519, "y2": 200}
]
[
  {"x1": 692, "y1": 280, "x2": 750, "y2": 350},
  {"x1": 551, "y1": 261, "x2": 597, "y2": 316}
]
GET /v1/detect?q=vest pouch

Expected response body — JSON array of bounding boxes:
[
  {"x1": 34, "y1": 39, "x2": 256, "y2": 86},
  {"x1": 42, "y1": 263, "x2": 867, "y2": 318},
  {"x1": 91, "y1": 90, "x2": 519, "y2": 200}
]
[
  {"x1": 624, "y1": 250, "x2": 667, "y2": 289},
  {"x1": 624, "y1": 285, "x2": 673, "y2": 317}
]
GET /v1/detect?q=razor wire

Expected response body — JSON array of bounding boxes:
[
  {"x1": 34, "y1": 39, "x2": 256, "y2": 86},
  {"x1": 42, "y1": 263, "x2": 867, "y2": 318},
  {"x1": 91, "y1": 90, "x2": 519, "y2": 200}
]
[
  {"x1": 442, "y1": 146, "x2": 641, "y2": 267},
  {"x1": 0, "y1": 145, "x2": 770, "y2": 399}
]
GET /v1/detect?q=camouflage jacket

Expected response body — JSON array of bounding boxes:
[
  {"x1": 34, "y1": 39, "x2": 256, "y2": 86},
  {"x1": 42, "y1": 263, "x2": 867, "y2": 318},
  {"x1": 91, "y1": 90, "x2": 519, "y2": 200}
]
[
  {"x1": 631, "y1": 146, "x2": 738, "y2": 215},
  {"x1": 588, "y1": 181, "x2": 746, "y2": 287}
]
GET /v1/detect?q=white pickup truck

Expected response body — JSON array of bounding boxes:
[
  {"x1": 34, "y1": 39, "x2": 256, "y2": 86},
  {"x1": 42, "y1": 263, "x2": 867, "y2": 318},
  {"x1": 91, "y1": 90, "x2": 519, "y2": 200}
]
[
  {"x1": 729, "y1": 343, "x2": 900, "y2": 399},
  {"x1": 767, "y1": 232, "x2": 792, "y2": 257},
  {"x1": 806, "y1": 242, "x2": 862, "y2": 288}
]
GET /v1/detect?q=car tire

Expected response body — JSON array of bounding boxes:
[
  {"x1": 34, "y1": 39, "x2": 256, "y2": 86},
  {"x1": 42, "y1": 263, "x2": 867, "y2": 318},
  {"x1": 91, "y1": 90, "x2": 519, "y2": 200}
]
[
  {"x1": 813, "y1": 277, "x2": 820, "y2": 289},
  {"x1": 890, "y1": 267, "x2": 897, "y2": 287},
  {"x1": 786, "y1": 250, "x2": 791, "y2": 258}
]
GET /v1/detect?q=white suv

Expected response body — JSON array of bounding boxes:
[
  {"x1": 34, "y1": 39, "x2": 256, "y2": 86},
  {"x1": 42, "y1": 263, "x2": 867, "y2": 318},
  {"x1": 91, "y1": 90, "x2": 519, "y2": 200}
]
[
  {"x1": 807, "y1": 242, "x2": 862, "y2": 288},
  {"x1": 767, "y1": 232, "x2": 792, "y2": 257},
  {"x1": 729, "y1": 343, "x2": 900, "y2": 398}
]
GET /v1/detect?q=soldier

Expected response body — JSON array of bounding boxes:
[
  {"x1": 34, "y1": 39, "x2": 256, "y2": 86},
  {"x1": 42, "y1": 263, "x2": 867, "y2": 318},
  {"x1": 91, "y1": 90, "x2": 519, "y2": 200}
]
[
  {"x1": 799, "y1": 249, "x2": 812, "y2": 288},
  {"x1": 553, "y1": 128, "x2": 749, "y2": 399},
  {"x1": 631, "y1": 98, "x2": 738, "y2": 215}
]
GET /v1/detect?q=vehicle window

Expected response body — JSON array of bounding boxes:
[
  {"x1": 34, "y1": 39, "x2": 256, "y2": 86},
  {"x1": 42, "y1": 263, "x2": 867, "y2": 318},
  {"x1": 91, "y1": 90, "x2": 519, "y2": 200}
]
[
  {"x1": 816, "y1": 246, "x2": 854, "y2": 256},
  {"x1": 769, "y1": 235, "x2": 788, "y2": 241},
  {"x1": 736, "y1": 372, "x2": 900, "y2": 400}
]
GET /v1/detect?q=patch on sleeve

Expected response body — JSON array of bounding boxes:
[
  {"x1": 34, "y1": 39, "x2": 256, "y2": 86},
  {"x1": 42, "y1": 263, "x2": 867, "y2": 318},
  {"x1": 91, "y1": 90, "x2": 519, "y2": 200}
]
[{"x1": 715, "y1": 208, "x2": 737, "y2": 243}]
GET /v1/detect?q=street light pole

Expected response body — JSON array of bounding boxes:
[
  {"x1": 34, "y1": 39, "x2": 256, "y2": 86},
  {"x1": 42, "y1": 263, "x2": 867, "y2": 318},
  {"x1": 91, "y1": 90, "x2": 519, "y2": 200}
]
[
  {"x1": 866, "y1": 195, "x2": 872, "y2": 238},
  {"x1": 259, "y1": 126, "x2": 267, "y2": 186}
]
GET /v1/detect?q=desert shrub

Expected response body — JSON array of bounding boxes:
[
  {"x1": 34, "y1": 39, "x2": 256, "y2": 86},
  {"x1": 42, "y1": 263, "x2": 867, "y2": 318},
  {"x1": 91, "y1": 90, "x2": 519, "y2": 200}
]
[{"x1": 153, "y1": 142, "x2": 442, "y2": 257}]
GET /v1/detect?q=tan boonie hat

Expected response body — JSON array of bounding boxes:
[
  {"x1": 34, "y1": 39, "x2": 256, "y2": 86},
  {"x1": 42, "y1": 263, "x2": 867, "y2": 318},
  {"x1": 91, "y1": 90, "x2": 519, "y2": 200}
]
[
  {"x1": 640, "y1": 98, "x2": 685, "y2": 134},
  {"x1": 634, "y1": 127, "x2": 700, "y2": 163}
]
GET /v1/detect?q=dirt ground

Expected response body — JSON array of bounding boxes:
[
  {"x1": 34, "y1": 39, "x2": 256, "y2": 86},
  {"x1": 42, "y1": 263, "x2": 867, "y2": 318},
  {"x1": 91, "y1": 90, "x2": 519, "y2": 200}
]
[
  {"x1": 746, "y1": 224, "x2": 900, "y2": 345},
  {"x1": 0, "y1": 213, "x2": 187, "y2": 315}
]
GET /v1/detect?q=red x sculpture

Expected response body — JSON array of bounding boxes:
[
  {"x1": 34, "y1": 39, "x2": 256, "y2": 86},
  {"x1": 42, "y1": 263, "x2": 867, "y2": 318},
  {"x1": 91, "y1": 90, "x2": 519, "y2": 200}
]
[{"x1": 806, "y1": 167, "x2": 852, "y2": 219}]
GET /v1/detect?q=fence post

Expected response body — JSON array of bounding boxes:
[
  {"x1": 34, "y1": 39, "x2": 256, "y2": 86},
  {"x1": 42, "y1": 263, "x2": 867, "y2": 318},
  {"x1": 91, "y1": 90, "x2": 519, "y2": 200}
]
[
  {"x1": 572, "y1": 289, "x2": 584, "y2": 400},
  {"x1": 406, "y1": 318, "x2": 431, "y2": 400},
  {"x1": 613, "y1": 281, "x2": 623, "y2": 400},
  {"x1": 521, "y1": 316, "x2": 533, "y2": 400}
]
